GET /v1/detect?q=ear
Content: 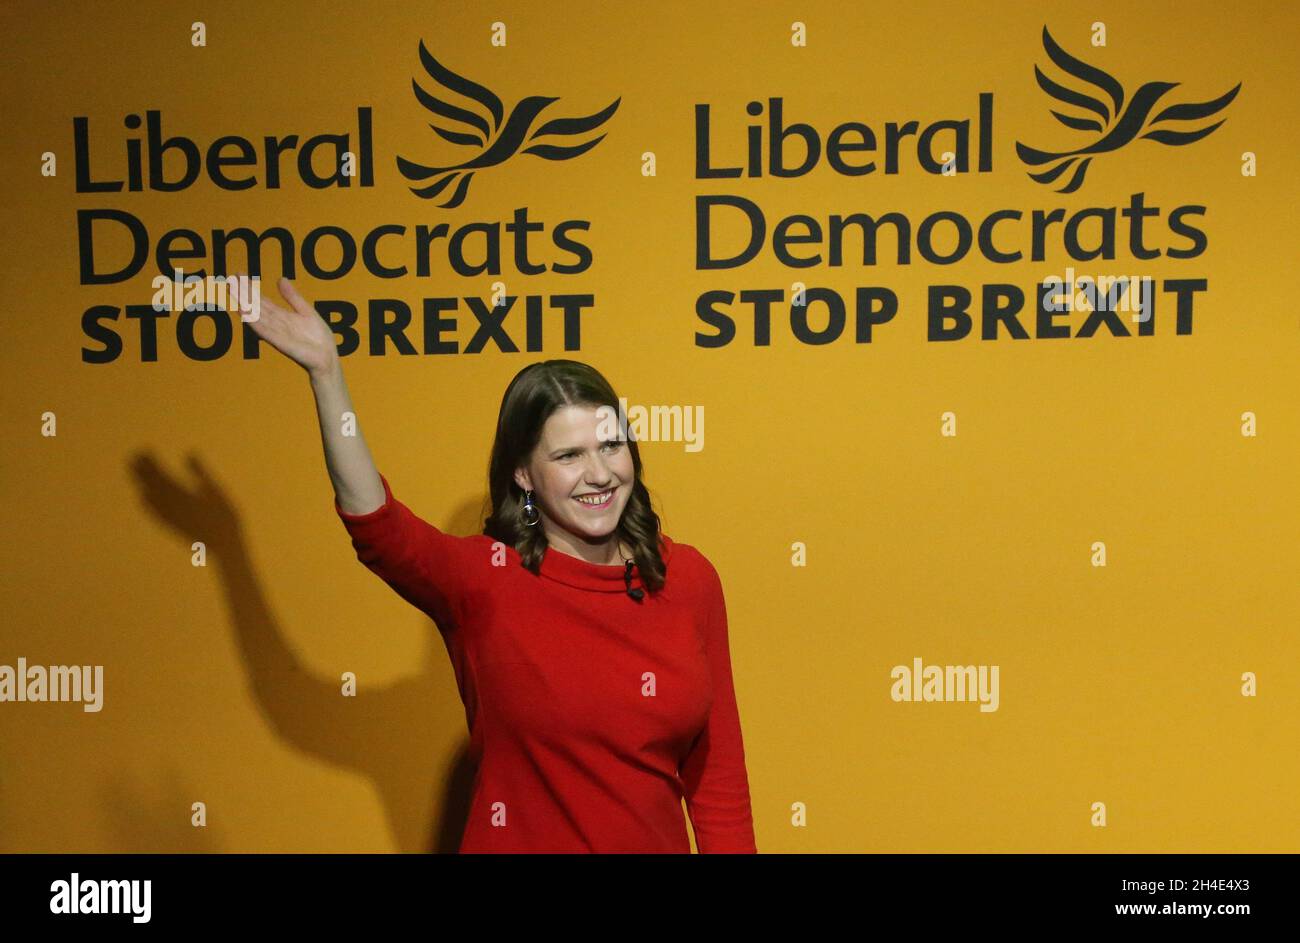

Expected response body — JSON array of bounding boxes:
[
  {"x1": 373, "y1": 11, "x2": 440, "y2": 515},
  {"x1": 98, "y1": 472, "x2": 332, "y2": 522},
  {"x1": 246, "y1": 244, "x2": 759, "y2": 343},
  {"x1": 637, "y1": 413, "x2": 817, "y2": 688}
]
[{"x1": 513, "y1": 467, "x2": 532, "y2": 493}]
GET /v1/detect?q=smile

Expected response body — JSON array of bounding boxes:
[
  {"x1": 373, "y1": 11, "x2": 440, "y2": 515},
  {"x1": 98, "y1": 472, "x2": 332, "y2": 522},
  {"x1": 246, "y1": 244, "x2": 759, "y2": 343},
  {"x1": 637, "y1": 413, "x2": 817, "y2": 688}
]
[{"x1": 574, "y1": 489, "x2": 614, "y2": 508}]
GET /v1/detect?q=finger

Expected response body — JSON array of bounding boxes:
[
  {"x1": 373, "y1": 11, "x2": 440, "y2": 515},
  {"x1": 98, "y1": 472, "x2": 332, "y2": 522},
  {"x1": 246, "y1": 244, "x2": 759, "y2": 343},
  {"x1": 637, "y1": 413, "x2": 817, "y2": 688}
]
[
  {"x1": 233, "y1": 273, "x2": 252, "y2": 316},
  {"x1": 239, "y1": 286, "x2": 289, "y2": 335},
  {"x1": 251, "y1": 296, "x2": 291, "y2": 335},
  {"x1": 230, "y1": 274, "x2": 271, "y2": 323},
  {"x1": 222, "y1": 272, "x2": 239, "y2": 309},
  {"x1": 249, "y1": 278, "x2": 289, "y2": 322},
  {"x1": 279, "y1": 277, "x2": 315, "y2": 318},
  {"x1": 245, "y1": 302, "x2": 290, "y2": 346}
]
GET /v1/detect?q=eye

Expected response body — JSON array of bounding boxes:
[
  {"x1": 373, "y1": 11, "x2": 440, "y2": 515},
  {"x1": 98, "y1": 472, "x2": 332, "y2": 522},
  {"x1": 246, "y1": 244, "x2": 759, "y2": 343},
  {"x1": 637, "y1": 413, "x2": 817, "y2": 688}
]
[{"x1": 602, "y1": 441, "x2": 623, "y2": 451}]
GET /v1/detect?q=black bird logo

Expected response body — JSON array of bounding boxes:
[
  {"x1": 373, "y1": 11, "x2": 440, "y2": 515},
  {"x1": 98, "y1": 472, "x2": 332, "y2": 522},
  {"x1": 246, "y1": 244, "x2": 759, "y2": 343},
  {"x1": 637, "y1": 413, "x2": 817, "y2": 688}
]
[
  {"x1": 1016, "y1": 26, "x2": 1241, "y2": 193},
  {"x1": 396, "y1": 40, "x2": 621, "y2": 207}
]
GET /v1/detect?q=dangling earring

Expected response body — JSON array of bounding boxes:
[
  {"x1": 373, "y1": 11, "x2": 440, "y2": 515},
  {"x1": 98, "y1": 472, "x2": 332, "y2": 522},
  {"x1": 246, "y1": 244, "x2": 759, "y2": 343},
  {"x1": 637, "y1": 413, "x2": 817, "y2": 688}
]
[{"x1": 521, "y1": 489, "x2": 541, "y2": 526}]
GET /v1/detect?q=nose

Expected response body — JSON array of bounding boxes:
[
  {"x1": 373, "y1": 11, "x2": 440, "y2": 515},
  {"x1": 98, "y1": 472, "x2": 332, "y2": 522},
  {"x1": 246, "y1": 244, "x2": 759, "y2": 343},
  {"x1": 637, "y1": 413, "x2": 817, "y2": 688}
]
[{"x1": 584, "y1": 453, "x2": 614, "y2": 488}]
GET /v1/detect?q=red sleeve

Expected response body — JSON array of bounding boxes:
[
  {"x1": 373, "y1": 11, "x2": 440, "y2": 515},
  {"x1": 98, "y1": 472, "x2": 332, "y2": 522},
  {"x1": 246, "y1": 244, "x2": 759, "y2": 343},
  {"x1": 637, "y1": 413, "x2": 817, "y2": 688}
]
[
  {"x1": 333, "y1": 472, "x2": 478, "y2": 632},
  {"x1": 679, "y1": 552, "x2": 758, "y2": 853}
]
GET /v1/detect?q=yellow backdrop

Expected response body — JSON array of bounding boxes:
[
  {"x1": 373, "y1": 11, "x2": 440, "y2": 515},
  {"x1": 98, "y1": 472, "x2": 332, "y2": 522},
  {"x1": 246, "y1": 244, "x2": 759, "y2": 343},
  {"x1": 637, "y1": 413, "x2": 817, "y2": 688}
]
[{"x1": 1, "y1": 0, "x2": 1296, "y2": 852}]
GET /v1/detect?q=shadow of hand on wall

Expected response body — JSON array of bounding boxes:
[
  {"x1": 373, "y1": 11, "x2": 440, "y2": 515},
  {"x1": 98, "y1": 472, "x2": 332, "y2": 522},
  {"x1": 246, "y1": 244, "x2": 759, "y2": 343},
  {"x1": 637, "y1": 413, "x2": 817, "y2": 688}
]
[{"x1": 130, "y1": 450, "x2": 475, "y2": 853}]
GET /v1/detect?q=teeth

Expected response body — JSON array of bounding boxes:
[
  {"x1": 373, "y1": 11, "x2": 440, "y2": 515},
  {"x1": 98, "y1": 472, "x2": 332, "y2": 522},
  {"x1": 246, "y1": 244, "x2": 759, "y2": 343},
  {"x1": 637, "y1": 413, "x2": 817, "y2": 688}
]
[{"x1": 576, "y1": 490, "x2": 612, "y2": 505}]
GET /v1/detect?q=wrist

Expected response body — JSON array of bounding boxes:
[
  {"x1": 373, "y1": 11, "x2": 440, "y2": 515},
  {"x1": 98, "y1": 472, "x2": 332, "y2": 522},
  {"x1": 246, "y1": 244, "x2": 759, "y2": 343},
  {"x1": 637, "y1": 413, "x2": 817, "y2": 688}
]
[{"x1": 308, "y1": 357, "x2": 343, "y2": 386}]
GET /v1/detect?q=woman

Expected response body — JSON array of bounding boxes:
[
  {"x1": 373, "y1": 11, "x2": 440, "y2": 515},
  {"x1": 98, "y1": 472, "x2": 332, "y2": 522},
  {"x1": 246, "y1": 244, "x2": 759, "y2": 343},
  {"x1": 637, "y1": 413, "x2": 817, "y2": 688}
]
[{"x1": 242, "y1": 274, "x2": 757, "y2": 853}]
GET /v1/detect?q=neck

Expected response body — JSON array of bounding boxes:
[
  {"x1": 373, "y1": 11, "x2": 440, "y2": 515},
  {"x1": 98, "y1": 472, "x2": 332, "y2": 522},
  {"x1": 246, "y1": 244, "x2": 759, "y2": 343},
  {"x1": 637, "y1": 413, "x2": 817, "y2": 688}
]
[{"x1": 544, "y1": 529, "x2": 631, "y2": 566}]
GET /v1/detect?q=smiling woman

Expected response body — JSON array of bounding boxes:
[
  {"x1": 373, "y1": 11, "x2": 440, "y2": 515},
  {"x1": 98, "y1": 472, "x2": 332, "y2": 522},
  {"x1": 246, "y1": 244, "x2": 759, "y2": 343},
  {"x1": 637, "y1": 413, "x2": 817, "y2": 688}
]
[
  {"x1": 483, "y1": 361, "x2": 662, "y2": 578},
  {"x1": 512, "y1": 413, "x2": 636, "y2": 563},
  {"x1": 236, "y1": 271, "x2": 757, "y2": 852},
  {"x1": 324, "y1": 357, "x2": 758, "y2": 852}
]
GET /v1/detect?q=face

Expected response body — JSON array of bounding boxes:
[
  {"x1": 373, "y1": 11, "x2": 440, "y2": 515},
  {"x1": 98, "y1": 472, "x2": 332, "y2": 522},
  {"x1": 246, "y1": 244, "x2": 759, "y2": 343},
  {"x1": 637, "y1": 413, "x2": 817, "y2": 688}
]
[{"x1": 513, "y1": 404, "x2": 635, "y2": 553}]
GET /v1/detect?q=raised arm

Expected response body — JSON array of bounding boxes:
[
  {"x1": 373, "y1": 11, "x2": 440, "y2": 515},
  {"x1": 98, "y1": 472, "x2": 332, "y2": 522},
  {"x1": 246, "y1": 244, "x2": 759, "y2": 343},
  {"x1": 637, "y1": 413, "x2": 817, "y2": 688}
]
[
  {"x1": 309, "y1": 358, "x2": 384, "y2": 516},
  {"x1": 234, "y1": 273, "x2": 383, "y2": 514},
  {"x1": 237, "y1": 272, "x2": 478, "y2": 630}
]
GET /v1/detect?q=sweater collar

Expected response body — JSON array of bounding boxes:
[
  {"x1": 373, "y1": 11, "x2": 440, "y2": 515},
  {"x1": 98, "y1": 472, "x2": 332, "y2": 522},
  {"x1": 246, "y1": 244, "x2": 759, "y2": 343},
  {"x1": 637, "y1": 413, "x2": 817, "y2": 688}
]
[{"x1": 538, "y1": 534, "x2": 673, "y2": 593}]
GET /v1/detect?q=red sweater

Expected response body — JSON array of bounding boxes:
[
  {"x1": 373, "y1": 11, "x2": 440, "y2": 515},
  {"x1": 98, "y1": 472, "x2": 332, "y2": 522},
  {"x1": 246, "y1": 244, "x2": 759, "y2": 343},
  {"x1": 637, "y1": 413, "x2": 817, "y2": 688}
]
[{"x1": 334, "y1": 472, "x2": 757, "y2": 853}]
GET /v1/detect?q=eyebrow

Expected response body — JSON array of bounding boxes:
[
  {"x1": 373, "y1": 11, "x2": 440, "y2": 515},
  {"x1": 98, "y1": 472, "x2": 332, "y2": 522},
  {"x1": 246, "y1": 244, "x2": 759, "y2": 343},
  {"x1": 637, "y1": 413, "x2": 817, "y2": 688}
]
[{"x1": 549, "y1": 438, "x2": 623, "y2": 458}]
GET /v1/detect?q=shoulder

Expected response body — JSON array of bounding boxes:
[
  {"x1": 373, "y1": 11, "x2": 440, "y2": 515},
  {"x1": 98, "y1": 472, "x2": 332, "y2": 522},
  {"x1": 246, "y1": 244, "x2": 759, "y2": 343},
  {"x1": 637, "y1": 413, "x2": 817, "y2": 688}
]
[{"x1": 661, "y1": 535, "x2": 723, "y2": 590}]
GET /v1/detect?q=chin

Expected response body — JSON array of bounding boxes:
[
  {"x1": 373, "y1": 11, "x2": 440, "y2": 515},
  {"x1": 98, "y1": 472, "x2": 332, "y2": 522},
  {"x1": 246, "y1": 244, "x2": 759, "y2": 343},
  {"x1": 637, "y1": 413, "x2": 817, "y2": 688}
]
[{"x1": 566, "y1": 513, "x2": 621, "y2": 542}]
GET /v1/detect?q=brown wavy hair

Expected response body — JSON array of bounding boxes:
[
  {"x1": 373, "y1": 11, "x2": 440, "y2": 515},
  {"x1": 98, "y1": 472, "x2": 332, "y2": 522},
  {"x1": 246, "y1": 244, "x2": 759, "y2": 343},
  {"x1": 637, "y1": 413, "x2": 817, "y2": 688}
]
[{"x1": 481, "y1": 360, "x2": 667, "y2": 592}]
